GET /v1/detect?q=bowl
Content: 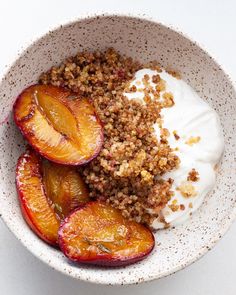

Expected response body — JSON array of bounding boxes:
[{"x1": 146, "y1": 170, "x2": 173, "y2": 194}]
[{"x1": 0, "y1": 14, "x2": 235, "y2": 285}]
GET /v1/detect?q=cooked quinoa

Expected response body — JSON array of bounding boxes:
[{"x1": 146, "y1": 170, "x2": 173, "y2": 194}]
[
  {"x1": 187, "y1": 168, "x2": 199, "y2": 182},
  {"x1": 39, "y1": 48, "x2": 180, "y2": 226}
]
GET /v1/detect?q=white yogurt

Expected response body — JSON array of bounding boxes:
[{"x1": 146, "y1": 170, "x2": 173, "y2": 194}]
[{"x1": 124, "y1": 69, "x2": 224, "y2": 229}]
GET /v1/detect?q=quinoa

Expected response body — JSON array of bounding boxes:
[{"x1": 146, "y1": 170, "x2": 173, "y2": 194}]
[
  {"x1": 173, "y1": 130, "x2": 180, "y2": 140},
  {"x1": 39, "y1": 48, "x2": 180, "y2": 226},
  {"x1": 176, "y1": 181, "x2": 197, "y2": 198},
  {"x1": 187, "y1": 168, "x2": 199, "y2": 182},
  {"x1": 166, "y1": 69, "x2": 181, "y2": 80},
  {"x1": 185, "y1": 136, "x2": 201, "y2": 146}
]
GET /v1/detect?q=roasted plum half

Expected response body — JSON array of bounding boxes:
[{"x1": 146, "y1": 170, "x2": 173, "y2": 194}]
[
  {"x1": 58, "y1": 201, "x2": 155, "y2": 266},
  {"x1": 16, "y1": 149, "x2": 90, "y2": 245},
  {"x1": 14, "y1": 85, "x2": 103, "y2": 165}
]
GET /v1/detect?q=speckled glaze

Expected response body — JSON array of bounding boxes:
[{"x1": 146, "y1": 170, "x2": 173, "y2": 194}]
[{"x1": 0, "y1": 15, "x2": 235, "y2": 285}]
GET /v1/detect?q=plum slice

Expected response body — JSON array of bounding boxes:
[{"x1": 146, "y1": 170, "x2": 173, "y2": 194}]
[
  {"x1": 13, "y1": 85, "x2": 103, "y2": 165},
  {"x1": 16, "y1": 149, "x2": 60, "y2": 245},
  {"x1": 42, "y1": 160, "x2": 89, "y2": 219},
  {"x1": 16, "y1": 149, "x2": 90, "y2": 245},
  {"x1": 58, "y1": 201, "x2": 155, "y2": 266}
]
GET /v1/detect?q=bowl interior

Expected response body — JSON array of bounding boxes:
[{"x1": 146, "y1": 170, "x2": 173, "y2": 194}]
[{"x1": 0, "y1": 15, "x2": 236, "y2": 285}]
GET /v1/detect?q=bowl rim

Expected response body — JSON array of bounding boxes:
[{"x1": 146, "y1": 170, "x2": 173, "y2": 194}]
[{"x1": 0, "y1": 13, "x2": 236, "y2": 285}]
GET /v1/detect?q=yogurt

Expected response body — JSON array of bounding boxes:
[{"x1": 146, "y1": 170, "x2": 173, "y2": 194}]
[{"x1": 124, "y1": 69, "x2": 224, "y2": 229}]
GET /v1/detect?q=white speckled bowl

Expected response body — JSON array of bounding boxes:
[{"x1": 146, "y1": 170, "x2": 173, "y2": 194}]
[{"x1": 0, "y1": 15, "x2": 235, "y2": 285}]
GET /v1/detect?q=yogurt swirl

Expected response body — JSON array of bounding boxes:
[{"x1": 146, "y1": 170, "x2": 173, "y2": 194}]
[{"x1": 125, "y1": 69, "x2": 224, "y2": 229}]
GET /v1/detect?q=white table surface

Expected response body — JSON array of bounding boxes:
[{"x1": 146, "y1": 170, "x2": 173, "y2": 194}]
[{"x1": 0, "y1": 0, "x2": 236, "y2": 294}]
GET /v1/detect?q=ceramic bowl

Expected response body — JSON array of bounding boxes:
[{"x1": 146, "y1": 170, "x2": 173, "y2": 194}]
[{"x1": 0, "y1": 14, "x2": 235, "y2": 285}]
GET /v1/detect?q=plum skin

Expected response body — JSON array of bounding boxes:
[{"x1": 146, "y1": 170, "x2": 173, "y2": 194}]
[
  {"x1": 13, "y1": 84, "x2": 104, "y2": 166},
  {"x1": 58, "y1": 202, "x2": 155, "y2": 266}
]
